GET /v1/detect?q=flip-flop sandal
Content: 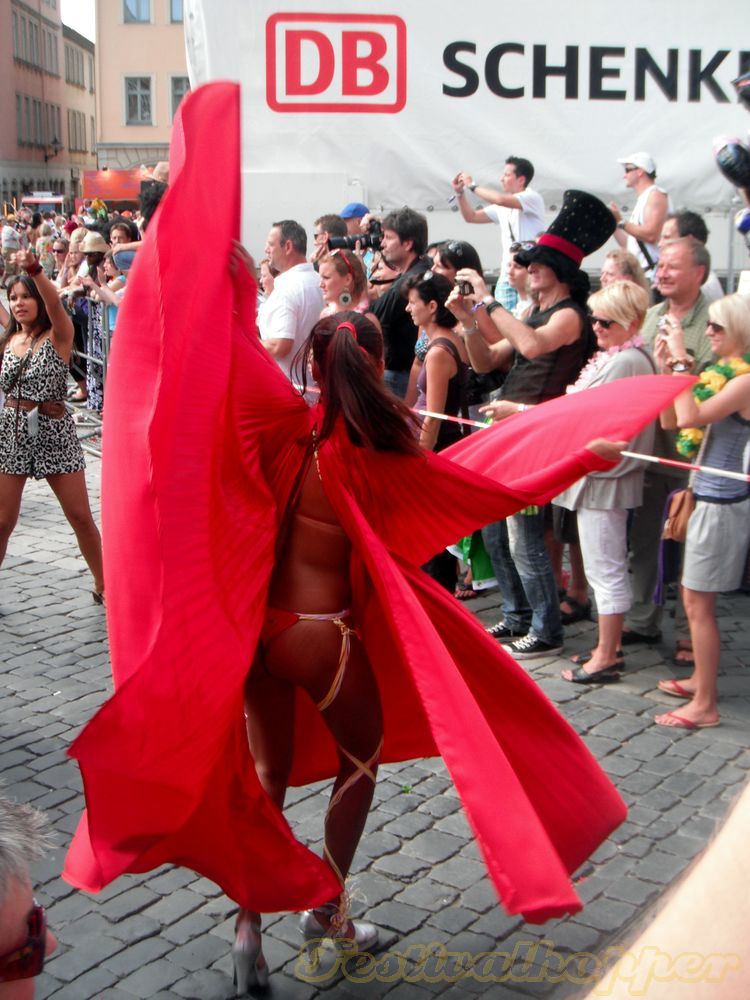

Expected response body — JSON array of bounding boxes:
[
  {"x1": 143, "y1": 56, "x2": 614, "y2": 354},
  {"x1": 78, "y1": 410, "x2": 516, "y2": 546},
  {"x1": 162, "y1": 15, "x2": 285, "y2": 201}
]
[
  {"x1": 654, "y1": 711, "x2": 720, "y2": 729},
  {"x1": 562, "y1": 664, "x2": 622, "y2": 684},
  {"x1": 560, "y1": 596, "x2": 592, "y2": 624},
  {"x1": 455, "y1": 586, "x2": 478, "y2": 601},
  {"x1": 658, "y1": 679, "x2": 692, "y2": 699}
]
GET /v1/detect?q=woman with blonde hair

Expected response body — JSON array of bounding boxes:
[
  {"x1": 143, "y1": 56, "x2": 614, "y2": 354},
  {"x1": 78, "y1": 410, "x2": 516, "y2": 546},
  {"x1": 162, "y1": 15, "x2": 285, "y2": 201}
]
[
  {"x1": 599, "y1": 249, "x2": 651, "y2": 298},
  {"x1": 654, "y1": 293, "x2": 750, "y2": 727},
  {"x1": 557, "y1": 280, "x2": 656, "y2": 682}
]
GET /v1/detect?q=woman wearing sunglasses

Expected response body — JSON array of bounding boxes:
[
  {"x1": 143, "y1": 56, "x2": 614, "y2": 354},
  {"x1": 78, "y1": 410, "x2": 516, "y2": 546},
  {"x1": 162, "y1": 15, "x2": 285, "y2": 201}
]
[
  {"x1": 0, "y1": 796, "x2": 58, "y2": 997},
  {"x1": 653, "y1": 294, "x2": 750, "y2": 729},
  {"x1": 557, "y1": 280, "x2": 656, "y2": 683}
]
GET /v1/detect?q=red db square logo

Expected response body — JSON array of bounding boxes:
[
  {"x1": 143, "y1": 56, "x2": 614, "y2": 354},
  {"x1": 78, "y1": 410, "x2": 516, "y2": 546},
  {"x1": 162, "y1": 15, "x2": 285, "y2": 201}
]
[{"x1": 266, "y1": 13, "x2": 407, "y2": 113}]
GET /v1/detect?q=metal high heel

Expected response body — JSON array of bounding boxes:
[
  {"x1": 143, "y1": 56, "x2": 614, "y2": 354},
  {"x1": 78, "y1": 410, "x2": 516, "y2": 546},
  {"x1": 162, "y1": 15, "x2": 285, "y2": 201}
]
[
  {"x1": 299, "y1": 900, "x2": 378, "y2": 969},
  {"x1": 232, "y1": 915, "x2": 269, "y2": 994}
]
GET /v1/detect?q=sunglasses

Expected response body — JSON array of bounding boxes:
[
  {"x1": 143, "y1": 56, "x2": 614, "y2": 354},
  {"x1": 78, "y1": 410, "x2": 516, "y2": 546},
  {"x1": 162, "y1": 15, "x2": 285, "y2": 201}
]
[
  {"x1": 623, "y1": 165, "x2": 638, "y2": 173},
  {"x1": 0, "y1": 901, "x2": 47, "y2": 983},
  {"x1": 706, "y1": 321, "x2": 725, "y2": 333},
  {"x1": 510, "y1": 241, "x2": 536, "y2": 254},
  {"x1": 53, "y1": 248, "x2": 67, "y2": 254},
  {"x1": 591, "y1": 315, "x2": 616, "y2": 329}
]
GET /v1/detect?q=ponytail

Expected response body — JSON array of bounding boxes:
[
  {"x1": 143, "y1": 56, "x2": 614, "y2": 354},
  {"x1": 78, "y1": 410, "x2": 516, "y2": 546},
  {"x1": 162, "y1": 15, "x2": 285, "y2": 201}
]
[{"x1": 294, "y1": 311, "x2": 421, "y2": 455}]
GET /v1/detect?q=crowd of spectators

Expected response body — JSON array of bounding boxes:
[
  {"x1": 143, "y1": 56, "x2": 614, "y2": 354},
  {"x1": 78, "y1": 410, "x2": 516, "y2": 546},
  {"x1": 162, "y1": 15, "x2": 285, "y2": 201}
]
[{"x1": 2, "y1": 144, "x2": 750, "y2": 987}]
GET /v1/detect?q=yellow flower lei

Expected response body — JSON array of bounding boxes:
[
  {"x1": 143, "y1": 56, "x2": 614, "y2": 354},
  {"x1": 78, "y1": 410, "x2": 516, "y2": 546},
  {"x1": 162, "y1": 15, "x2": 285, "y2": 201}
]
[{"x1": 676, "y1": 354, "x2": 750, "y2": 458}]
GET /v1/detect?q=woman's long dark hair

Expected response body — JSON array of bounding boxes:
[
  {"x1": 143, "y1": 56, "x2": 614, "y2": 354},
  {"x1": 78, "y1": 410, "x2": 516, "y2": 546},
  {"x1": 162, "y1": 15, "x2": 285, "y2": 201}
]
[
  {"x1": 295, "y1": 311, "x2": 421, "y2": 455},
  {"x1": 403, "y1": 270, "x2": 455, "y2": 330},
  {"x1": 0, "y1": 276, "x2": 51, "y2": 353}
]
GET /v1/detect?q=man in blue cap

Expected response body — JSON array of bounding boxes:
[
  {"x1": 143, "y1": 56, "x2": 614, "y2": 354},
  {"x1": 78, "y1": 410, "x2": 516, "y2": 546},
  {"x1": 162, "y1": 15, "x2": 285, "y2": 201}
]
[{"x1": 339, "y1": 202, "x2": 369, "y2": 237}]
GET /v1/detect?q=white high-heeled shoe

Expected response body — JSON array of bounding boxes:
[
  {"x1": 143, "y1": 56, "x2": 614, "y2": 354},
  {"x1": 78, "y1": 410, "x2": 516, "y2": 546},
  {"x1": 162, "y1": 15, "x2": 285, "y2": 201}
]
[
  {"x1": 232, "y1": 915, "x2": 269, "y2": 994},
  {"x1": 299, "y1": 901, "x2": 378, "y2": 968}
]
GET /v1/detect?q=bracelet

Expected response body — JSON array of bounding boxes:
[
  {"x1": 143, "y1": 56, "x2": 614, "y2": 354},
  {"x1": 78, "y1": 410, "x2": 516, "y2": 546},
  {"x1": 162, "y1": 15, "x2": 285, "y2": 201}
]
[
  {"x1": 471, "y1": 301, "x2": 486, "y2": 313},
  {"x1": 469, "y1": 183, "x2": 477, "y2": 193},
  {"x1": 665, "y1": 356, "x2": 692, "y2": 371},
  {"x1": 616, "y1": 220, "x2": 626, "y2": 231},
  {"x1": 517, "y1": 404, "x2": 528, "y2": 412},
  {"x1": 462, "y1": 323, "x2": 479, "y2": 336},
  {"x1": 26, "y1": 259, "x2": 42, "y2": 277},
  {"x1": 486, "y1": 300, "x2": 504, "y2": 316}
]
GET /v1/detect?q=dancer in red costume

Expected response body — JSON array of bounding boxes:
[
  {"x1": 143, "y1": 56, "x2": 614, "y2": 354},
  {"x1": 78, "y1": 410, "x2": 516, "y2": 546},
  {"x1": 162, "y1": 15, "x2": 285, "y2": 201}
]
[{"x1": 62, "y1": 82, "x2": 693, "y2": 989}]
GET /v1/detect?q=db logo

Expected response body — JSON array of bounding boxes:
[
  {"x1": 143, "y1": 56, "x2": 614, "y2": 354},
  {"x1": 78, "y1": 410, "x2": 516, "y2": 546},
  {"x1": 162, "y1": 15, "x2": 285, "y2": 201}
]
[{"x1": 266, "y1": 13, "x2": 406, "y2": 113}]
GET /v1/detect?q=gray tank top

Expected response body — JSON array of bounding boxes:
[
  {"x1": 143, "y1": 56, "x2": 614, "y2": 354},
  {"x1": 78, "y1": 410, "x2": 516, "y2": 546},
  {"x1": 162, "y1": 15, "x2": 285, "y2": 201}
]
[{"x1": 693, "y1": 413, "x2": 750, "y2": 502}]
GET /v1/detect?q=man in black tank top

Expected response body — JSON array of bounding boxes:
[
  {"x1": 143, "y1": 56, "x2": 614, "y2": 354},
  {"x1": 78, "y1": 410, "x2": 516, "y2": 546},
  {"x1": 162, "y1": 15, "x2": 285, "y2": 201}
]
[{"x1": 457, "y1": 191, "x2": 616, "y2": 660}]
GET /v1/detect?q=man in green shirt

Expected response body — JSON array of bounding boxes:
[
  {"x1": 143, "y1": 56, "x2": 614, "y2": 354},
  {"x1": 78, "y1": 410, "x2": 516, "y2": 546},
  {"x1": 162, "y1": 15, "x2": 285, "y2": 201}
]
[{"x1": 623, "y1": 238, "x2": 714, "y2": 645}]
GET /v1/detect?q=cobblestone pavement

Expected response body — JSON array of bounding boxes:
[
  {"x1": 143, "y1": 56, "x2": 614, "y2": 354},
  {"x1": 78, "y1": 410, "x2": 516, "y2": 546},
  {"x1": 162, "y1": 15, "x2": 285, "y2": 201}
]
[{"x1": 1, "y1": 455, "x2": 748, "y2": 1000}]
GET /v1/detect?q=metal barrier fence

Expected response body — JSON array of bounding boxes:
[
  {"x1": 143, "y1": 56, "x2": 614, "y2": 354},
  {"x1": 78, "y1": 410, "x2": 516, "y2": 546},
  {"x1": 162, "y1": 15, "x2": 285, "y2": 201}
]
[{"x1": 70, "y1": 296, "x2": 114, "y2": 458}]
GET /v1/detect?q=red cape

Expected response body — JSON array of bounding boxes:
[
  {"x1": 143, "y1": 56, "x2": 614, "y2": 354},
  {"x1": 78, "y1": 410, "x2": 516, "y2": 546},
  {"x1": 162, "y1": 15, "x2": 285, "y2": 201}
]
[{"x1": 63, "y1": 83, "x2": 692, "y2": 923}]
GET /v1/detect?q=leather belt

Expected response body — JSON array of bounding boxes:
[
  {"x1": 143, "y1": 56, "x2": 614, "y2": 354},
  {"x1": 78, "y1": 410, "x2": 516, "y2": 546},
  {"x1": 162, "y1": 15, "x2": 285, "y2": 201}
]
[{"x1": 4, "y1": 398, "x2": 67, "y2": 419}]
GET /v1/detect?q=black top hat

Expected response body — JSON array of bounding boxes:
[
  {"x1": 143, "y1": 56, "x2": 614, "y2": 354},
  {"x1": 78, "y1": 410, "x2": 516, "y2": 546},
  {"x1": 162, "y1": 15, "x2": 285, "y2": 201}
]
[{"x1": 516, "y1": 190, "x2": 616, "y2": 268}]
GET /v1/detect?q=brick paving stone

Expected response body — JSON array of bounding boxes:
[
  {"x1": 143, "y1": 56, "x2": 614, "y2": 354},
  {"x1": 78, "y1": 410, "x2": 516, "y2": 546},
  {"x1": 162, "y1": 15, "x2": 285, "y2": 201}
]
[
  {"x1": 416, "y1": 795, "x2": 462, "y2": 819},
  {"x1": 100, "y1": 886, "x2": 161, "y2": 922},
  {"x1": 601, "y1": 756, "x2": 640, "y2": 778},
  {"x1": 458, "y1": 880, "x2": 498, "y2": 915},
  {"x1": 358, "y1": 829, "x2": 402, "y2": 858},
  {"x1": 401, "y1": 831, "x2": 464, "y2": 865},
  {"x1": 430, "y1": 857, "x2": 485, "y2": 892},
  {"x1": 427, "y1": 906, "x2": 478, "y2": 936},
  {"x1": 143, "y1": 888, "x2": 205, "y2": 925},
  {"x1": 633, "y1": 851, "x2": 691, "y2": 884},
  {"x1": 45, "y1": 932, "x2": 126, "y2": 981},
  {"x1": 171, "y1": 968, "x2": 234, "y2": 999},
  {"x1": 382, "y1": 811, "x2": 434, "y2": 840},
  {"x1": 369, "y1": 900, "x2": 433, "y2": 935},
  {"x1": 602, "y1": 876, "x2": 660, "y2": 907},
  {"x1": 117, "y1": 959, "x2": 184, "y2": 997},
  {"x1": 574, "y1": 897, "x2": 638, "y2": 934},
  {"x1": 618, "y1": 770, "x2": 662, "y2": 795},
  {"x1": 372, "y1": 852, "x2": 431, "y2": 880},
  {"x1": 163, "y1": 911, "x2": 217, "y2": 946},
  {"x1": 167, "y1": 933, "x2": 228, "y2": 972},
  {"x1": 395, "y1": 880, "x2": 457, "y2": 911},
  {"x1": 102, "y1": 935, "x2": 174, "y2": 976}
]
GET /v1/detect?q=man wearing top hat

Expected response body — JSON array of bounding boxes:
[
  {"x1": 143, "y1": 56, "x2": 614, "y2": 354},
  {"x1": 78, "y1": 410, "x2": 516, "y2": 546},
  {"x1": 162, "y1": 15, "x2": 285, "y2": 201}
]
[
  {"x1": 609, "y1": 152, "x2": 670, "y2": 280},
  {"x1": 449, "y1": 191, "x2": 615, "y2": 661}
]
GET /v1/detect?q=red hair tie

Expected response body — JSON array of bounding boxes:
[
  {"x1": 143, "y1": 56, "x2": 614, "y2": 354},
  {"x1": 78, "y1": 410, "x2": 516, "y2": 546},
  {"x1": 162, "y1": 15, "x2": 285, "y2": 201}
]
[{"x1": 336, "y1": 321, "x2": 358, "y2": 341}]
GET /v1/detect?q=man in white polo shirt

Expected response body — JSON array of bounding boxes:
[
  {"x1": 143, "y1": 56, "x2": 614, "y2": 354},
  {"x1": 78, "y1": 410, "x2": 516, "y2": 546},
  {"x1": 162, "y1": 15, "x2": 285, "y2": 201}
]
[
  {"x1": 259, "y1": 219, "x2": 323, "y2": 380},
  {"x1": 451, "y1": 156, "x2": 545, "y2": 310}
]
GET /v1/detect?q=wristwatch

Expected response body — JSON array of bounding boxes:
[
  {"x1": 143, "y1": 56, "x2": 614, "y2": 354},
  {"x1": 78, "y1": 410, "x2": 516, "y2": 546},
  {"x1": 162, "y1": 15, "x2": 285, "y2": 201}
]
[
  {"x1": 616, "y1": 220, "x2": 626, "y2": 231},
  {"x1": 670, "y1": 362, "x2": 692, "y2": 373},
  {"x1": 469, "y1": 183, "x2": 477, "y2": 193}
]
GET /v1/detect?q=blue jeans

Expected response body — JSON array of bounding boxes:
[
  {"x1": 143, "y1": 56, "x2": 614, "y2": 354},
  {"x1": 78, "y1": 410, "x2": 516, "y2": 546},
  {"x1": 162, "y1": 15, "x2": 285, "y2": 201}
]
[
  {"x1": 482, "y1": 508, "x2": 563, "y2": 646},
  {"x1": 384, "y1": 368, "x2": 410, "y2": 399}
]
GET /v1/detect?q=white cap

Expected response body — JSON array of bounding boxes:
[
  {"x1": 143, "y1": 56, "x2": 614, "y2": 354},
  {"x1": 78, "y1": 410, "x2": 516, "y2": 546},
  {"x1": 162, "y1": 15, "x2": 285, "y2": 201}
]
[{"x1": 616, "y1": 152, "x2": 656, "y2": 175}]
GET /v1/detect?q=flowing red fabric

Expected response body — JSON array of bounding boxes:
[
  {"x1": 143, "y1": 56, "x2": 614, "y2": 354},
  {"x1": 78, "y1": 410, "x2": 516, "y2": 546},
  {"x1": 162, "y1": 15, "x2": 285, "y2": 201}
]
[{"x1": 63, "y1": 82, "x2": 692, "y2": 923}]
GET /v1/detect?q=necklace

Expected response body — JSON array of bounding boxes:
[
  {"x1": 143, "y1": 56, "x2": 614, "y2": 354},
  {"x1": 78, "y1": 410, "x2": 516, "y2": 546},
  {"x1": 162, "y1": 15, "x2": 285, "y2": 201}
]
[
  {"x1": 676, "y1": 354, "x2": 750, "y2": 458},
  {"x1": 567, "y1": 336, "x2": 645, "y2": 394}
]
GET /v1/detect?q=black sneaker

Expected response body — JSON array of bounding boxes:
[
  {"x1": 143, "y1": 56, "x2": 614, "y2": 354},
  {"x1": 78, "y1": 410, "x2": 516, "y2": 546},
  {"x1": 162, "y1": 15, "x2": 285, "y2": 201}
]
[
  {"x1": 486, "y1": 622, "x2": 529, "y2": 643},
  {"x1": 508, "y1": 633, "x2": 563, "y2": 660}
]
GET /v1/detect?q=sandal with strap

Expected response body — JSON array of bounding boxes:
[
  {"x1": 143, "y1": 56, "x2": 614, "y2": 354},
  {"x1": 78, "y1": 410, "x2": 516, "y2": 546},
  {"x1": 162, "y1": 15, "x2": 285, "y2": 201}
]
[
  {"x1": 562, "y1": 663, "x2": 622, "y2": 684},
  {"x1": 559, "y1": 596, "x2": 592, "y2": 625},
  {"x1": 300, "y1": 897, "x2": 378, "y2": 970}
]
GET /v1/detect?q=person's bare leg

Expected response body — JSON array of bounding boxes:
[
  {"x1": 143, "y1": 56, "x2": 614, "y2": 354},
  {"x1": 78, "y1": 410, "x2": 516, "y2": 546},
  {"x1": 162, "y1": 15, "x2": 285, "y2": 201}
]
[
  {"x1": 0, "y1": 473, "x2": 27, "y2": 565},
  {"x1": 261, "y1": 622, "x2": 383, "y2": 888},
  {"x1": 565, "y1": 542, "x2": 589, "y2": 605},
  {"x1": 656, "y1": 587, "x2": 720, "y2": 727},
  {"x1": 46, "y1": 471, "x2": 104, "y2": 594}
]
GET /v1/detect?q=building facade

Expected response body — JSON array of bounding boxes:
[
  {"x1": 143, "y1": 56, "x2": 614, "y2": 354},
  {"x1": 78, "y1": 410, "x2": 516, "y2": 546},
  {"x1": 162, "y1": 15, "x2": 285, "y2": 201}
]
[
  {"x1": 63, "y1": 24, "x2": 97, "y2": 202},
  {"x1": 0, "y1": 0, "x2": 96, "y2": 210},
  {"x1": 95, "y1": 0, "x2": 189, "y2": 169}
]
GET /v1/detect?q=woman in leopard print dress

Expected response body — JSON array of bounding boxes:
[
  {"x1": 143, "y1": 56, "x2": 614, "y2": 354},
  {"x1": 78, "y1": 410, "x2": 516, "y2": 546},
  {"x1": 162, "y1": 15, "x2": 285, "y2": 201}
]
[{"x1": 0, "y1": 249, "x2": 104, "y2": 601}]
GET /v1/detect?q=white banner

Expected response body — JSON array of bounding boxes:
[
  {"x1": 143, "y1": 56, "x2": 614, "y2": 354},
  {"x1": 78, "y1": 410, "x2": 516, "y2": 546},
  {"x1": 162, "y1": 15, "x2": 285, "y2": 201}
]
[{"x1": 185, "y1": 0, "x2": 750, "y2": 267}]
